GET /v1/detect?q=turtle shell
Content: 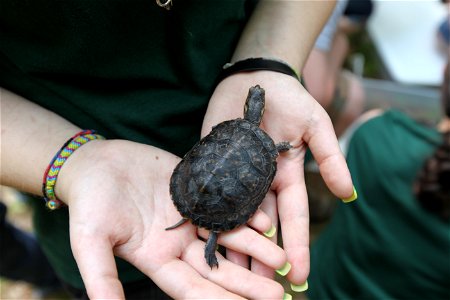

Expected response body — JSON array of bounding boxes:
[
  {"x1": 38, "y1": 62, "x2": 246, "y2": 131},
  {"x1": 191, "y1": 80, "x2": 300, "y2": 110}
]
[{"x1": 170, "y1": 118, "x2": 279, "y2": 232}]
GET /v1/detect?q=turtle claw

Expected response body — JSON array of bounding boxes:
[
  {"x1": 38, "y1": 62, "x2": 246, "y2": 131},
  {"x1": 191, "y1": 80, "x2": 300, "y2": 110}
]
[
  {"x1": 204, "y1": 231, "x2": 219, "y2": 269},
  {"x1": 206, "y1": 253, "x2": 219, "y2": 269}
]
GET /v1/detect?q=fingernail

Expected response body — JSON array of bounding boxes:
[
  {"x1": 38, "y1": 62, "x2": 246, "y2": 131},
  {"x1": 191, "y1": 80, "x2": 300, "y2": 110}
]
[
  {"x1": 290, "y1": 280, "x2": 308, "y2": 292},
  {"x1": 341, "y1": 186, "x2": 358, "y2": 203},
  {"x1": 276, "y1": 262, "x2": 291, "y2": 276},
  {"x1": 263, "y1": 225, "x2": 277, "y2": 238},
  {"x1": 283, "y1": 293, "x2": 292, "y2": 300}
]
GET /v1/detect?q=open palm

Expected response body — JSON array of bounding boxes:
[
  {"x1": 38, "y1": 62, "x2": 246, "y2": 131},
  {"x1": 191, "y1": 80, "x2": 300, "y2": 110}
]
[
  {"x1": 59, "y1": 139, "x2": 287, "y2": 299},
  {"x1": 203, "y1": 71, "x2": 354, "y2": 285}
]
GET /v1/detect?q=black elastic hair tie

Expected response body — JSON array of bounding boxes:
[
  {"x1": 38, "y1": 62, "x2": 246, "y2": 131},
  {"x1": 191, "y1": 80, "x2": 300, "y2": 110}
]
[{"x1": 217, "y1": 57, "x2": 301, "y2": 83}]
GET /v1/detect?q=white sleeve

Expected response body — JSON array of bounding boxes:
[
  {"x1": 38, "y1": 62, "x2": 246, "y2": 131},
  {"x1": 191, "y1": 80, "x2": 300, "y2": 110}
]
[{"x1": 314, "y1": 0, "x2": 348, "y2": 52}]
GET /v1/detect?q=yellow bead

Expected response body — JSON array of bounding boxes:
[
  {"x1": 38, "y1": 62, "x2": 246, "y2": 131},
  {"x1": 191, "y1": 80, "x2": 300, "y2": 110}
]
[{"x1": 46, "y1": 200, "x2": 58, "y2": 210}]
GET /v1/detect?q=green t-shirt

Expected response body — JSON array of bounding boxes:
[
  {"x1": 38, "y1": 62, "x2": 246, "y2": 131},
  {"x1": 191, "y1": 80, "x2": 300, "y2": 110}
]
[
  {"x1": 308, "y1": 110, "x2": 450, "y2": 299},
  {"x1": 0, "y1": 0, "x2": 254, "y2": 288}
]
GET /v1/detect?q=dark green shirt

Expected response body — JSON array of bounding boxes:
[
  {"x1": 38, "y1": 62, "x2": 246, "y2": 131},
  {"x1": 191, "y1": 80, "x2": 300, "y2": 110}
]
[
  {"x1": 0, "y1": 0, "x2": 254, "y2": 288},
  {"x1": 308, "y1": 110, "x2": 450, "y2": 299}
]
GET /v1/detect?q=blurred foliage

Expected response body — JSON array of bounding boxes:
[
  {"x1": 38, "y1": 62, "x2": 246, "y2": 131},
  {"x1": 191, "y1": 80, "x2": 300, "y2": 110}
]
[{"x1": 345, "y1": 29, "x2": 384, "y2": 79}]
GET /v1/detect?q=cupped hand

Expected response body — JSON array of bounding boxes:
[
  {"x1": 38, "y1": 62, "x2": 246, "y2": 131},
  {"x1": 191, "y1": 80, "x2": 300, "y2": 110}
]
[
  {"x1": 55, "y1": 139, "x2": 287, "y2": 299},
  {"x1": 202, "y1": 71, "x2": 355, "y2": 285}
]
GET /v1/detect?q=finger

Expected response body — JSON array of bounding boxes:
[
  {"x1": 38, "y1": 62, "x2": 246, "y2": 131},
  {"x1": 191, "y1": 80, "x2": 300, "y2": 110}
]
[
  {"x1": 305, "y1": 108, "x2": 354, "y2": 200},
  {"x1": 226, "y1": 248, "x2": 249, "y2": 269},
  {"x1": 258, "y1": 190, "x2": 278, "y2": 239},
  {"x1": 227, "y1": 193, "x2": 279, "y2": 276},
  {"x1": 247, "y1": 208, "x2": 272, "y2": 234},
  {"x1": 263, "y1": 189, "x2": 277, "y2": 208},
  {"x1": 275, "y1": 157, "x2": 310, "y2": 285},
  {"x1": 251, "y1": 191, "x2": 279, "y2": 278},
  {"x1": 70, "y1": 233, "x2": 125, "y2": 299},
  {"x1": 251, "y1": 258, "x2": 275, "y2": 279},
  {"x1": 149, "y1": 258, "x2": 243, "y2": 299},
  {"x1": 198, "y1": 225, "x2": 286, "y2": 270},
  {"x1": 182, "y1": 240, "x2": 285, "y2": 300}
]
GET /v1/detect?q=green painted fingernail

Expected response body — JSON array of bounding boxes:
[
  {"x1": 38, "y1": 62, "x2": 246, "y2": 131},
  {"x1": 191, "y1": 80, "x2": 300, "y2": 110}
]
[
  {"x1": 283, "y1": 292, "x2": 292, "y2": 300},
  {"x1": 263, "y1": 225, "x2": 276, "y2": 238},
  {"x1": 276, "y1": 262, "x2": 291, "y2": 276},
  {"x1": 342, "y1": 186, "x2": 358, "y2": 203},
  {"x1": 290, "y1": 280, "x2": 308, "y2": 292}
]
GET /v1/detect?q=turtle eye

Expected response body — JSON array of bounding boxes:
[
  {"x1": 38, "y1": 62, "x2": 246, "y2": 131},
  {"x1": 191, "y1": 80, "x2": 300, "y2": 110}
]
[{"x1": 244, "y1": 103, "x2": 249, "y2": 114}]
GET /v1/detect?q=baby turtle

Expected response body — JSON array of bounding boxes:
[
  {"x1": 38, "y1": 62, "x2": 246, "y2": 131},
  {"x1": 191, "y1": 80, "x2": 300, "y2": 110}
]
[{"x1": 166, "y1": 85, "x2": 292, "y2": 268}]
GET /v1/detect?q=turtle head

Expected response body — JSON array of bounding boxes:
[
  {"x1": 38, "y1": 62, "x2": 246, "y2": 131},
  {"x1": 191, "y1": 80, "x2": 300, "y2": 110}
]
[{"x1": 244, "y1": 85, "x2": 265, "y2": 125}]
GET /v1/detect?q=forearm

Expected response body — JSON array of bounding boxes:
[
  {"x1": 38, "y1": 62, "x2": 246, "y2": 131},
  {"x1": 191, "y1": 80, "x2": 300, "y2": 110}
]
[
  {"x1": 231, "y1": 0, "x2": 336, "y2": 72},
  {"x1": 303, "y1": 31, "x2": 349, "y2": 107},
  {"x1": 0, "y1": 88, "x2": 80, "y2": 195}
]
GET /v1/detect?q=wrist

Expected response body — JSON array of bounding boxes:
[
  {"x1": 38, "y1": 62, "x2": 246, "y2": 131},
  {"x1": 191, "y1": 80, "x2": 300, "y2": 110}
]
[
  {"x1": 46, "y1": 133, "x2": 106, "y2": 208},
  {"x1": 217, "y1": 57, "x2": 301, "y2": 84},
  {"x1": 216, "y1": 69, "x2": 302, "y2": 93}
]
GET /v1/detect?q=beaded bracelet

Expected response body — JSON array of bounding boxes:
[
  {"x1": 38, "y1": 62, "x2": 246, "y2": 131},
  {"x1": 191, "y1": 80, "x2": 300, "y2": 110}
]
[
  {"x1": 42, "y1": 130, "x2": 105, "y2": 210},
  {"x1": 217, "y1": 57, "x2": 301, "y2": 83}
]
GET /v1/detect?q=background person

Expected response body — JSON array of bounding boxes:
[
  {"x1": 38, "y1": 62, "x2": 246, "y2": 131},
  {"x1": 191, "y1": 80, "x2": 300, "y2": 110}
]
[
  {"x1": 303, "y1": 0, "x2": 367, "y2": 137},
  {"x1": 307, "y1": 62, "x2": 450, "y2": 299}
]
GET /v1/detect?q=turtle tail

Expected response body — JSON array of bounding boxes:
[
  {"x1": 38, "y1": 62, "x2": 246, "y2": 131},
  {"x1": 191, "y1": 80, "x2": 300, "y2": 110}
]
[
  {"x1": 165, "y1": 218, "x2": 188, "y2": 230},
  {"x1": 204, "y1": 231, "x2": 219, "y2": 269}
]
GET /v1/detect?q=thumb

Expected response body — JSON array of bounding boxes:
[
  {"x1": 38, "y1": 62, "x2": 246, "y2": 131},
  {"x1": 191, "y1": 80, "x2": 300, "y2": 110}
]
[
  {"x1": 71, "y1": 232, "x2": 125, "y2": 299},
  {"x1": 305, "y1": 109, "x2": 355, "y2": 201}
]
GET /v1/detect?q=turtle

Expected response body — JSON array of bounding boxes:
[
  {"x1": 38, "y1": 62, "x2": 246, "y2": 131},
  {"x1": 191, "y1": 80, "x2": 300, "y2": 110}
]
[{"x1": 166, "y1": 85, "x2": 292, "y2": 268}]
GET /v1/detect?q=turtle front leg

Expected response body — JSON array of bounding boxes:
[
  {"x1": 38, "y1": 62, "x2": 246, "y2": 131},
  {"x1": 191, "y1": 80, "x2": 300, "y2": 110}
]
[
  {"x1": 276, "y1": 141, "x2": 292, "y2": 153},
  {"x1": 204, "y1": 231, "x2": 219, "y2": 268}
]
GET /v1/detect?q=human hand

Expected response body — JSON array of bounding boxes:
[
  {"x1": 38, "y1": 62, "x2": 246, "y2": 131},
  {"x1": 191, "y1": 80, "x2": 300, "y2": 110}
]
[
  {"x1": 56, "y1": 139, "x2": 288, "y2": 299},
  {"x1": 202, "y1": 72, "x2": 355, "y2": 285},
  {"x1": 223, "y1": 189, "x2": 281, "y2": 279}
]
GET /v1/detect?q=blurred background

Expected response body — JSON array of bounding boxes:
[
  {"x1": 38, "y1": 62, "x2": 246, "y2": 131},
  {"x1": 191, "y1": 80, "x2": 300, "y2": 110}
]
[
  {"x1": 1, "y1": 0, "x2": 448, "y2": 299},
  {"x1": 305, "y1": 0, "x2": 448, "y2": 224}
]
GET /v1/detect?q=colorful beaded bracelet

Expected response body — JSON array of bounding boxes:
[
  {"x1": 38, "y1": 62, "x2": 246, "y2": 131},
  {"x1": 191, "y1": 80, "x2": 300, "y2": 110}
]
[{"x1": 42, "y1": 130, "x2": 105, "y2": 210}]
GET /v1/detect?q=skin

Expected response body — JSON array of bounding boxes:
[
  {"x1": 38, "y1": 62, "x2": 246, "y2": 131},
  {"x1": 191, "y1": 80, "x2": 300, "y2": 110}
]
[
  {"x1": 303, "y1": 19, "x2": 365, "y2": 137},
  {"x1": 303, "y1": 32, "x2": 349, "y2": 110},
  {"x1": 1, "y1": 89, "x2": 286, "y2": 299},
  {"x1": 1, "y1": 0, "x2": 354, "y2": 298},
  {"x1": 202, "y1": 0, "x2": 354, "y2": 286},
  {"x1": 204, "y1": 71, "x2": 354, "y2": 285}
]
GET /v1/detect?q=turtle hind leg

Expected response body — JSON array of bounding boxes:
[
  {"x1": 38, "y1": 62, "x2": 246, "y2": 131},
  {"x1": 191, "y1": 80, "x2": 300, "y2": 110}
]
[
  {"x1": 276, "y1": 141, "x2": 293, "y2": 153},
  {"x1": 165, "y1": 218, "x2": 188, "y2": 230},
  {"x1": 204, "y1": 231, "x2": 219, "y2": 269}
]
